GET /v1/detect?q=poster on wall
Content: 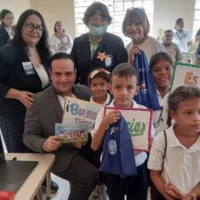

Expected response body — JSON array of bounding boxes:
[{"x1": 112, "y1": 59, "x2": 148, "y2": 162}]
[{"x1": 104, "y1": 107, "x2": 152, "y2": 152}]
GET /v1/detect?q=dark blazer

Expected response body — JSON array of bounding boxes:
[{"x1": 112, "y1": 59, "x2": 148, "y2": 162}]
[
  {"x1": 71, "y1": 32, "x2": 128, "y2": 85},
  {"x1": 0, "y1": 43, "x2": 50, "y2": 119},
  {"x1": 23, "y1": 84, "x2": 92, "y2": 174},
  {"x1": 0, "y1": 25, "x2": 10, "y2": 47}
]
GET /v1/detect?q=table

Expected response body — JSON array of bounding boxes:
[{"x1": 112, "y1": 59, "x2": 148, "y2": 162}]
[{"x1": 5, "y1": 153, "x2": 55, "y2": 200}]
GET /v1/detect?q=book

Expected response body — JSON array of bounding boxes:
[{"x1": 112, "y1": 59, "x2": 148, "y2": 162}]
[
  {"x1": 0, "y1": 191, "x2": 15, "y2": 200},
  {"x1": 55, "y1": 123, "x2": 89, "y2": 145}
]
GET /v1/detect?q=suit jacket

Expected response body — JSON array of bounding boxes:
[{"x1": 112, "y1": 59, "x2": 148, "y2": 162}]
[
  {"x1": 23, "y1": 84, "x2": 92, "y2": 174},
  {"x1": 71, "y1": 32, "x2": 128, "y2": 85},
  {"x1": 0, "y1": 43, "x2": 50, "y2": 127},
  {"x1": 0, "y1": 25, "x2": 10, "y2": 47}
]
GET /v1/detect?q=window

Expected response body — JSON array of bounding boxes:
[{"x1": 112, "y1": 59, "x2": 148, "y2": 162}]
[
  {"x1": 74, "y1": 0, "x2": 154, "y2": 45},
  {"x1": 193, "y1": 0, "x2": 200, "y2": 37}
]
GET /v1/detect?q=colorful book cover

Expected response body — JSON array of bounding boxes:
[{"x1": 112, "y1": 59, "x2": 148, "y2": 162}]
[{"x1": 55, "y1": 123, "x2": 89, "y2": 145}]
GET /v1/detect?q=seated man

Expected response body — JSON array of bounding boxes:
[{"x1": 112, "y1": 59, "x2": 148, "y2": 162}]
[
  {"x1": 163, "y1": 29, "x2": 182, "y2": 63},
  {"x1": 23, "y1": 52, "x2": 99, "y2": 200}
]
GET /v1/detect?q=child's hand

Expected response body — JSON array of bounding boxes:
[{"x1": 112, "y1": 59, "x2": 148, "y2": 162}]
[
  {"x1": 103, "y1": 110, "x2": 120, "y2": 126},
  {"x1": 165, "y1": 183, "x2": 186, "y2": 199}
]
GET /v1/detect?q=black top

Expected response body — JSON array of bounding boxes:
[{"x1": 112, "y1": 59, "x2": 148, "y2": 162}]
[
  {"x1": 71, "y1": 32, "x2": 128, "y2": 85},
  {"x1": 0, "y1": 42, "x2": 50, "y2": 119},
  {"x1": 0, "y1": 25, "x2": 10, "y2": 47}
]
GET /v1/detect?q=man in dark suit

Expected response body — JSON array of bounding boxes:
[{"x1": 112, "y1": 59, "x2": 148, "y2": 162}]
[
  {"x1": 23, "y1": 53, "x2": 99, "y2": 200},
  {"x1": 71, "y1": 2, "x2": 128, "y2": 85}
]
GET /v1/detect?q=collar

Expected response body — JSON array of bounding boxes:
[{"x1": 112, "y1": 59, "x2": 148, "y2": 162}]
[
  {"x1": 90, "y1": 93, "x2": 110, "y2": 105},
  {"x1": 89, "y1": 34, "x2": 103, "y2": 45},
  {"x1": 4, "y1": 27, "x2": 12, "y2": 33},
  {"x1": 108, "y1": 99, "x2": 140, "y2": 109},
  {"x1": 167, "y1": 126, "x2": 200, "y2": 152}
]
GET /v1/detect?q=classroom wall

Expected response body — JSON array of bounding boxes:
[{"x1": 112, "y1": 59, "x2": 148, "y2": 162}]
[
  {"x1": 1, "y1": 0, "x2": 196, "y2": 39},
  {"x1": 0, "y1": 0, "x2": 32, "y2": 23},
  {"x1": 153, "y1": 0, "x2": 195, "y2": 37},
  {"x1": 33, "y1": 0, "x2": 76, "y2": 39}
]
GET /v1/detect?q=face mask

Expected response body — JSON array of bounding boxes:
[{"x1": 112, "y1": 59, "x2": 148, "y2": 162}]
[{"x1": 88, "y1": 25, "x2": 108, "y2": 37}]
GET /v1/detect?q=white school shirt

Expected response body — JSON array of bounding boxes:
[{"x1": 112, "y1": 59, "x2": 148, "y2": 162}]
[
  {"x1": 91, "y1": 99, "x2": 155, "y2": 167},
  {"x1": 57, "y1": 94, "x2": 76, "y2": 109},
  {"x1": 90, "y1": 93, "x2": 111, "y2": 105},
  {"x1": 153, "y1": 91, "x2": 169, "y2": 135},
  {"x1": 148, "y1": 126, "x2": 200, "y2": 194},
  {"x1": 172, "y1": 30, "x2": 192, "y2": 52},
  {"x1": 5, "y1": 27, "x2": 14, "y2": 39},
  {"x1": 34, "y1": 65, "x2": 50, "y2": 89},
  {"x1": 126, "y1": 36, "x2": 166, "y2": 63}
]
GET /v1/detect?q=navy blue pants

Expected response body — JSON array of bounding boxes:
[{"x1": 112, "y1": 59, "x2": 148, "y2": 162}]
[{"x1": 103, "y1": 162, "x2": 148, "y2": 200}]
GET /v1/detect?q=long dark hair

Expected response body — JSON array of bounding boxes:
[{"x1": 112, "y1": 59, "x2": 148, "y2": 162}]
[{"x1": 11, "y1": 9, "x2": 51, "y2": 63}]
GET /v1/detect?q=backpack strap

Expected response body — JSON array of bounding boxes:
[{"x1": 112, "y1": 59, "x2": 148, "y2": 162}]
[{"x1": 161, "y1": 130, "x2": 167, "y2": 172}]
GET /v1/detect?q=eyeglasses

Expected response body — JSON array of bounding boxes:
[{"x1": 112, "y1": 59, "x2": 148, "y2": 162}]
[
  {"x1": 89, "y1": 68, "x2": 110, "y2": 80},
  {"x1": 89, "y1": 17, "x2": 107, "y2": 24},
  {"x1": 25, "y1": 23, "x2": 44, "y2": 34}
]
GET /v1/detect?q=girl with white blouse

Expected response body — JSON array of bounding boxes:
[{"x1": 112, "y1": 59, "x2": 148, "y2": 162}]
[{"x1": 50, "y1": 21, "x2": 73, "y2": 54}]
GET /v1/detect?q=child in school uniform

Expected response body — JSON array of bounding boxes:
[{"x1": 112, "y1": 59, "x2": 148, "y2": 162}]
[
  {"x1": 150, "y1": 52, "x2": 174, "y2": 134},
  {"x1": 88, "y1": 68, "x2": 112, "y2": 200},
  {"x1": 91, "y1": 63, "x2": 155, "y2": 200},
  {"x1": 88, "y1": 68, "x2": 112, "y2": 105},
  {"x1": 148, "y1": 86, "x2": 200, "y2": 200}
]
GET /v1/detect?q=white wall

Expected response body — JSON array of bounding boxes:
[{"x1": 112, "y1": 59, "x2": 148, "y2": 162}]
[
  {"x1": 0, "y1": 0, "x2": 32, "y2": 23},
  {"x1": 153, "y1": 0, "x2": 195, "y2": 37},
  {"x1": 1, "y1": 0, "x2": 196, "y2": 39},
  {"x1": 33, "y1": 0, "x2": 76, "y2": 39}
]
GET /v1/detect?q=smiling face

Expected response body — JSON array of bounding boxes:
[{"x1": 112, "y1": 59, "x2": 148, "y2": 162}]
[
  {"x1": 125, "y1": 21, "x2": 145, "y2": 41},
  {"x1": 152, "y1": 59, "x2": 173, "y2": 91},
  {"x1": 50, "y1": 59, "x2": 77, "y2": 96},
  {"x1": 21, "y1": 14, "x2": 43, "y2": 47},
  {"x1": 89, "y1": 76, "x2": 109, "y2": 100}
]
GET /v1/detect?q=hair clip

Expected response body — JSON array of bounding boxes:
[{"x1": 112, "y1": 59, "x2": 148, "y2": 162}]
[{"x1": 89, "y1": 68, "x2": 110, "y2": 79}]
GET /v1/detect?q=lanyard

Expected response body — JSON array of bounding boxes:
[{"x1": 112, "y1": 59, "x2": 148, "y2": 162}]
[{"x1": 176, "y1": 31, "x2": 184, "y2": 41}]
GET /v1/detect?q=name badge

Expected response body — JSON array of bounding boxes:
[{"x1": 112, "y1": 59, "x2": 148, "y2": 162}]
[
  {"x1": 105, "y1": 55, "x2": 112, "y2": 67},
  {"x1": 22, "y1": 62, "x2": 35, "y2": 75}
]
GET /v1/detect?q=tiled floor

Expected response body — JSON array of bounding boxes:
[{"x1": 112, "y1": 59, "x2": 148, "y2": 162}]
[{"x1": 44, "y1": 174, "x2": 70, "y2": 200}]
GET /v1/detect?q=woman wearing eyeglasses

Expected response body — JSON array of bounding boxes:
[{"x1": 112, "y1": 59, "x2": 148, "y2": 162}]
[
  {"x1": 71, "y1": 2, "x2": 128, "y2": 86},
  {"x1": 0, "y1": 9, "x2": 51, "y2": 153}
]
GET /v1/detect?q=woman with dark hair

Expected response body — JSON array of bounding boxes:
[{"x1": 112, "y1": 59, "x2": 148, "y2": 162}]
[
  {"x1": 71, "y1": 2, "x2": 128, "y2": 85},
  {"x1": 172, "y1": 18, "x2": 192, "y2": 52},
  {"x1": 0, "y1": 9, "x2": 59, "y2": 192},
  {"x1": 0, "y1": 9, "x2": 14, "y2": 46},
  {"x1": 0, "y1": 9, "x2": 51, "y2": 153},
  {"x1": 50, "y1": 21, "x2": 73, "y2": 54},
  {"x1": 123, "y1": 8, "x2": 165, "y2": 63}
]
